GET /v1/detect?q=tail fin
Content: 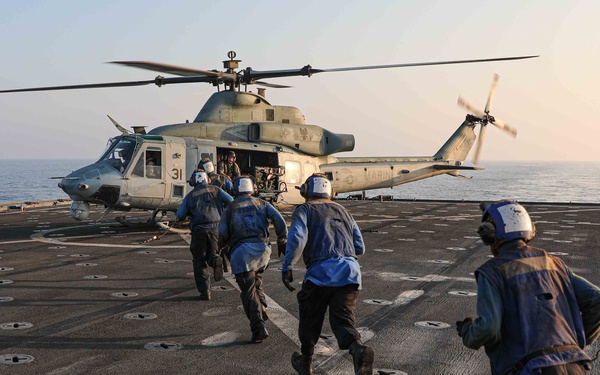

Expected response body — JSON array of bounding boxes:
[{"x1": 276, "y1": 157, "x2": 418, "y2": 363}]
[{"x1": 432, "y1": 118, "x2": 476, "y2": 162}]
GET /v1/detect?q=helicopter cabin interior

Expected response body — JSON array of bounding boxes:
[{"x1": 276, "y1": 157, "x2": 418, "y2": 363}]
[
  {"x1": 215, "y1": 148, "x2": 285, "y2": 193},
  {"x1": 185, "y1": 146, "x2": 287, "y2": 197}
]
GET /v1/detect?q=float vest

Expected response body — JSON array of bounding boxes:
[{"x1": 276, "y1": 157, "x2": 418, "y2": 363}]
[
  {"x1": 227, "y1": 196, "x2": 270, "y2": 248},
  {"x1": 186, "y1": 185, "x2": 226, "y2": 230},
  {"x1": 301, "y1": 200, "x2": 356, "y2": 268},
  {"x1": 209, "y1": 173, "x2": 231, "y2": 192},
  {"x1": 475, "y1": 242, "x2": 589, "y2": 374}
]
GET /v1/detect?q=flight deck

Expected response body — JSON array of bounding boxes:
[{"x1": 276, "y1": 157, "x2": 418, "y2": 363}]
[{"x1": 1, "y1": 200, "x2": 599, "y2": 374}]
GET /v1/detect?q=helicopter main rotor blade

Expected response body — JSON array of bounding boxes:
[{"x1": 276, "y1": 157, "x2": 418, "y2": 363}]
[
  {"x1": 243, "y1": 55, "x2": 538, "y2": 83},
  {"x1": 485, "y1": 74, "x2": 499, "y2": 114},
  {"x1": 0, "y1": 79, "x2": 161, "y2": 93},
  {"x1": 2, "y1": 54, "x2": 538, "y2": 93},
  {"x1": 313, "y1": 55, "x2": 539, "y2": 74},
  {"x1": 254, "y1": 81, "x2": 292, "y2": 89},
  {"x1": 110, "y1": 61, "x2": 226, "y2": 78},
  {"x1": 0, "y1": 75, "x2": 216, "y2": 93}
]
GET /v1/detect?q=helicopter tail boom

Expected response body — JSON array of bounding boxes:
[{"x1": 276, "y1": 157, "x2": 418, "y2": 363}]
[
  {"x1": 320, "y1": 118, "x2": 481, "y2": 193},
  {"x1": 432, "y1": 118, "x2": 477, "y2": 162}
]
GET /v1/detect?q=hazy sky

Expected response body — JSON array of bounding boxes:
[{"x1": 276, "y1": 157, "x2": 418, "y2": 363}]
[{"x1": 0, "y1": 0, "x2": 598, "y2": 163}]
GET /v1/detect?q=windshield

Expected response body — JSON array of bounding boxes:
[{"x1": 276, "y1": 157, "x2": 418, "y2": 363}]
[{"x1": 100, "y1": 137, "x2": 137, "y2": 174}]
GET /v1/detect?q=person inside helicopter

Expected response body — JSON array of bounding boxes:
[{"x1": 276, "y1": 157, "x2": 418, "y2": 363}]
[
  {"x1": 100, "y1": 137, "x2": 137, "y2": 174},
  {"x1": 145, "y1": 159, "x2": 159, "y2": 179},
  {"x1": 218, "y1": 151, "x2": 241, "y2": 181}
]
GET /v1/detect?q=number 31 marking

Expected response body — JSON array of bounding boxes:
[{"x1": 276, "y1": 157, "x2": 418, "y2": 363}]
[{"x1": 172, "y1": 168, "x2": 183, "y2": 180}]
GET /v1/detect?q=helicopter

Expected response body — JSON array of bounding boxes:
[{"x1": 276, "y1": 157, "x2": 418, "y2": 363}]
[{"x1": 0, "y1": 51, "x2": 537, "y2": 222}]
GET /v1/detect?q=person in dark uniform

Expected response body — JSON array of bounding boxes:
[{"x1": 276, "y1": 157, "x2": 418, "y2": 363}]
[
  {"x1": 282, "y1": 173, "x2": 374, "y2": 375},
  {"x1": 176, "y1": 170, "x2": 233, "y2": 301},
  {"x1": 457, "y1": 200, "x2": 600, "y2": 375},
  {"x1": 217, "y1": 151, "x2": 241, "y2": 181},
  {"x1": 194, "y1": 157, "x2": 234, "y2": 271},
  {"x1": 218, "y1": 176, "x2": 287, "y2": 343},
  {"x1": 194, "y1": 157, "x2": 233, "y2": 195}
]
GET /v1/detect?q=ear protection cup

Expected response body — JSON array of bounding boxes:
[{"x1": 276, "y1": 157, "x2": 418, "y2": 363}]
[
  {"x1": 528, "y1": 222, "x2": 537, "y2": 243},
  {"x1": 478, "y1": 221, "x2": 496, "y2": 246},
  {"x1": 299, "y1": 183, "x2": 308, "y2": 198},
  {"x1": 300, "y1": 174, "x2": 332, "y2": 199}
]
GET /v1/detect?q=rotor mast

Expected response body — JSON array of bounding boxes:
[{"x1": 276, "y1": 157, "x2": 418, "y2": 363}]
[{"x1": 223, "y1": 51, "x2": 241, "y2": 91}]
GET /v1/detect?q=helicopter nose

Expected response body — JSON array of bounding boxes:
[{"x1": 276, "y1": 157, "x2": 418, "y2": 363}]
[
  {"x1": 59, "y1": 163, "x2": 122, "y2": 207},
  {"x1": 59, "y1": 178, "x2": 80, "y2": 196},
  {"x1": 59, "y1": 168, "x2": 101, "y2": 199}
]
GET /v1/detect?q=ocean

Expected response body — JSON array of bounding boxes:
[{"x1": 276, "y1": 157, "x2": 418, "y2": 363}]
[
  {"x1": 0, "y1": 160, "x2": 599, "y2": 204},
  {"x1": 0, "y1": 159, "x2": 94, "y2": 204}
]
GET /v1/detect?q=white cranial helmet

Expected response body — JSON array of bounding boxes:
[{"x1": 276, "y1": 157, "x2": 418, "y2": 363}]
[
  {"x1": 192, "y1": 170, "x2": 209, "y2": 186},
  {"x1": 234, "y1": 176, "x2": 255, "y2": 195},
  {"x1": 200, "y1": 158, "x2": 215, "y2": 174}
]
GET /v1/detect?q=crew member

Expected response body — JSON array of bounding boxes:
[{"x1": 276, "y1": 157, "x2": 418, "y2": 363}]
[
  {"x1": 191, "y1": 157, "x2": 233, "y2": 195},
  {"x1": 282, "y1": 173, "x2": 374, "y2": 375},
  {"x1": 218, "y1": 176, "x2": 287, "y2": 343},
  {"x1": 176, "y1": 170, "x2": 233, "y2": 301},
  {"x1": 195, "y1": 157, "x2": 235, "y2": 271},
  {"x1": 457, "y1": 200, "x2": 600, "y2": 375},
  {"x1": 218, "y1": 151, "x2": 241, "y2": 181}
]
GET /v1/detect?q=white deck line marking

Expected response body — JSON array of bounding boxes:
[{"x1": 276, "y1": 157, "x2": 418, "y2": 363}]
[
  {"x1": 394, "y1": 290, "x2": 424, "y2": 305},
  {"x1": 201, "y1": 331, "x2": 240, "y2": 347}
]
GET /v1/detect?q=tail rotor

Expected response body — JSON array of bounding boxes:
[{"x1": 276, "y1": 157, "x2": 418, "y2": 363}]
[{"x1": 457, "y1": 74, "x2": 517, "y2": 165}]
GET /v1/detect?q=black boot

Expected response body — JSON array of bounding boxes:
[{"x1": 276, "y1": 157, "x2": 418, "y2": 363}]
[
  {"x1": 349, "y1": 341, "x2": 374, "y2": 375},
  {"x1": 212, "y1": 256, "x2": 223, "y2": 281},
  {"x1": 291, "y1": 352, "x2": 312, "y2": 375},
  {"x1": 199, "y1": 291, "x2": 211, "y2": 301},
  {"x1": 251, "y1": 325, "x2": 269, "y2": 343},
  {"x1": 221, "y1": 251, "x2": 231, "y2": 273}
]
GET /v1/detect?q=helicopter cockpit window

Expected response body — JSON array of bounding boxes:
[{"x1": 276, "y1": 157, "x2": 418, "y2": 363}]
[
  {"x1": 101, "y1": 137, "x2": 137, "y2": 174},
  {"x1": 145, "y1": 149, "x2": 162, "y2": 179},
  {"x1": 132, "y1": 153, "x2": 145, "y2": 177},
  {"x1": 98, "y1": 137, "x2": 118, "y2": 163},
  {"x1": 131, "y1": 149, "x2": 162, "y2": 179}
]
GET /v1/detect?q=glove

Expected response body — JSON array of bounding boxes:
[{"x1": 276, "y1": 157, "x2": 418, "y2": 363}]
[
  {"x1": 277, "y1": 241, "x2": 287, "y2": 257},
  {"x1": 282, "y1": 270, "x2": 296, "y2": 292},
  {"x1": 456, "y1": 317, "x2": 474, "y2": 337}
]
